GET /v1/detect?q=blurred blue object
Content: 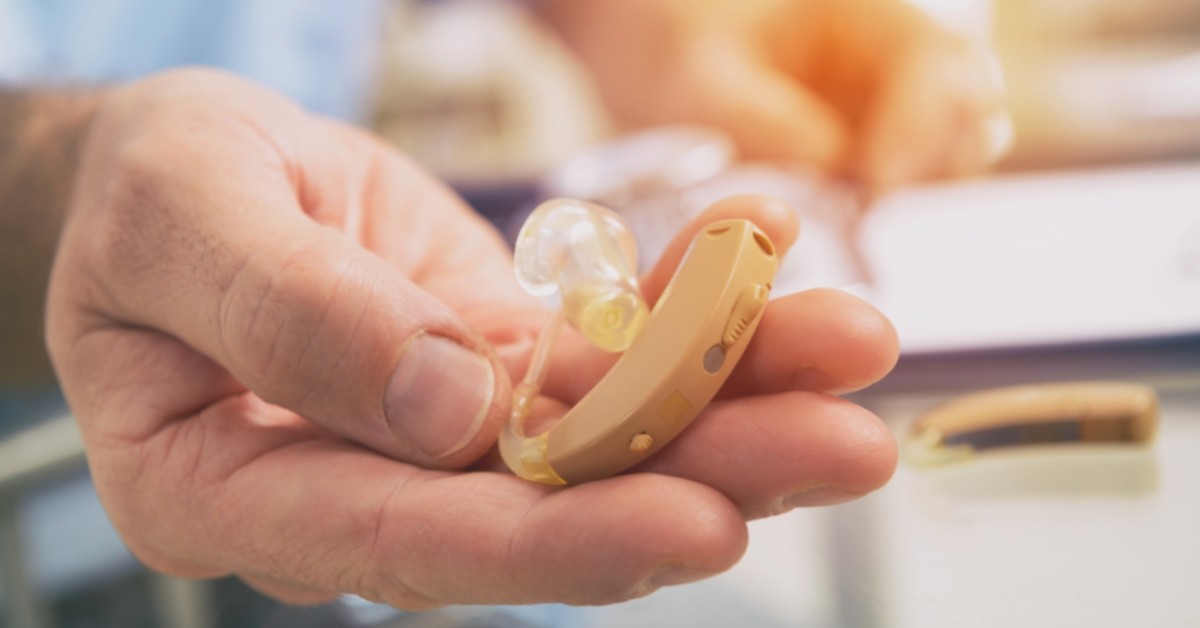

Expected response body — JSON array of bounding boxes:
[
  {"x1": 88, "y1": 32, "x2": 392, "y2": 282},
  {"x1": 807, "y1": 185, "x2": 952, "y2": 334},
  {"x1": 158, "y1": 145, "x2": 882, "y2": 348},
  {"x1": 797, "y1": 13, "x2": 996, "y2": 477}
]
[
  {"x1": 20, "y1": 473, "x2": 137, "y2": 599},
  {"x1": 0, "y1": 386, "x2": 67, "y2": 438},
  {"x1": 0, "y1": 0, "x2": 388, "y2": 120}
]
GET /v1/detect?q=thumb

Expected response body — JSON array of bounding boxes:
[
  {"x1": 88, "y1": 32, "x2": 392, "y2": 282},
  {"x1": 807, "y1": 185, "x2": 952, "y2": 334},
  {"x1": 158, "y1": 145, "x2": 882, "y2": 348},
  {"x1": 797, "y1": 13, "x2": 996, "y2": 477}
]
[
  {"x1": 686, "y1": 42, "x2": 850, "y2": 169},
  {"x1": 213, "y1": 230, "x2": 507, "y2": 468},
  {"x1": 73, "y1": 127, "x2": 507, "y2": 469}
]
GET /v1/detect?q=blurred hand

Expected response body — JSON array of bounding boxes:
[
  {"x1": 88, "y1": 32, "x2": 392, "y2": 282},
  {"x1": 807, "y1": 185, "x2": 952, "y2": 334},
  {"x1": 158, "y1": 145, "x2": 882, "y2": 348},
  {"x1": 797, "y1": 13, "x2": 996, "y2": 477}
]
[
  {"x1": 46, "y1": 68, "x2": 898, "y2": 607},
  {"x1": 541, "y1": 0, "x2": 1008, "y2": 191}
]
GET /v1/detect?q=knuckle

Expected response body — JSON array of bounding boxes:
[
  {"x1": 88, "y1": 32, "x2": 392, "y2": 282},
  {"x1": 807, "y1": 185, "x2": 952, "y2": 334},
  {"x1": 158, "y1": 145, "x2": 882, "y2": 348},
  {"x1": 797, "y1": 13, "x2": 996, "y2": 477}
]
[{"x1": 218, "y1": 240, "x2": 378, "y2": 406}]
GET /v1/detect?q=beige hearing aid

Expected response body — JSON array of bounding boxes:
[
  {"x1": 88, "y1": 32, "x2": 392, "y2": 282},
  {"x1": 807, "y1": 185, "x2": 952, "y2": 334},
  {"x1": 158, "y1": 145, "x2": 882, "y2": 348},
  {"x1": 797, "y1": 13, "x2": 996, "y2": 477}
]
[
  {"x1": 905, "y1": 381, "x2": 1159, "y2": 466},
  {"x1": 500, "y1": 199, "x2": 778, "y2": 485}
]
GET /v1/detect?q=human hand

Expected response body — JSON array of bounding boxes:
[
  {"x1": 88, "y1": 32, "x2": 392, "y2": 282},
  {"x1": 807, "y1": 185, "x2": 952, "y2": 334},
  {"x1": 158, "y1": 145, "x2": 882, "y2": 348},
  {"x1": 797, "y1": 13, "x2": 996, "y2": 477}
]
[
  {"x1": 46, "y1": 68, "x2": 898, "y2": 607},
  {"x1": 540, "y1": 0, "x2": 1007, "y2": 191}
]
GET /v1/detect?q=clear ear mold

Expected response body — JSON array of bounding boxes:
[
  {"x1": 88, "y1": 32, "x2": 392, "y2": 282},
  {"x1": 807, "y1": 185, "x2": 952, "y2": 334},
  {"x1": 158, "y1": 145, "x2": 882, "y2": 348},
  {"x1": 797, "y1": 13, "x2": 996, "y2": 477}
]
[{"x1": 514, "y1": 199, "x2": 647, "y2": 353}]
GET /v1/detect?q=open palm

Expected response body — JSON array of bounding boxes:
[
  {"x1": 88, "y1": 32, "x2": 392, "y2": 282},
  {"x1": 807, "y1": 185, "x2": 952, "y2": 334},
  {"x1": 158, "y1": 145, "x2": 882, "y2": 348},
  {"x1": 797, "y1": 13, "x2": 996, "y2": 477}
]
[{"x1": 47, "y1": 69, "x2": 898, "y2": 608}]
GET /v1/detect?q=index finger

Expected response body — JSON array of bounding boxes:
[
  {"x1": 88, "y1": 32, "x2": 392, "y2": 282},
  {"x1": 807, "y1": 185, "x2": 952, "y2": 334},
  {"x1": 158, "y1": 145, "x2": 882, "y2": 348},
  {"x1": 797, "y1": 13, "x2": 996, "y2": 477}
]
[{"x1": 538, "y1": 195, "x2": 896, "y2": 402}]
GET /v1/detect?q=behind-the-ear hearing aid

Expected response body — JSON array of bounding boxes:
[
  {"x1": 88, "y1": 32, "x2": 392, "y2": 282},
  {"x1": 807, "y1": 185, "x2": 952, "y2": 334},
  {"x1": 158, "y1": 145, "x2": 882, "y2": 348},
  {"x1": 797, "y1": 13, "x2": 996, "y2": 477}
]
[
  {"x1": 905, "y1": 382, "x2": 1160, "y2": 467},
  {"x1": 500, "y1": 198, "x2": 779, "y2": 485}
]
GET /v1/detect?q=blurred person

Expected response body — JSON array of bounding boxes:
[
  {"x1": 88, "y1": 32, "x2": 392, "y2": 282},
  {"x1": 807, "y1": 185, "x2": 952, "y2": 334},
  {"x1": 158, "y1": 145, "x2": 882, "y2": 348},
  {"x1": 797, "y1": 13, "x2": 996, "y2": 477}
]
[
  {"x1": 542, "y1": 0, "x2": 1005, "y2": 189},
  {"x1": 0, "y1": 0, "x2": 998, "y2": 608}
]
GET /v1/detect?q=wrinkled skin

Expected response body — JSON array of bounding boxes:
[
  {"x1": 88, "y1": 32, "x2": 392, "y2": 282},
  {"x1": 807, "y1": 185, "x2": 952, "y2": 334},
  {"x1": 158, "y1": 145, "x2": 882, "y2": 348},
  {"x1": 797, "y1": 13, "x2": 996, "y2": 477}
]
[{"x1": 46, "y1": 69, "x2": 899, "y2": 607}]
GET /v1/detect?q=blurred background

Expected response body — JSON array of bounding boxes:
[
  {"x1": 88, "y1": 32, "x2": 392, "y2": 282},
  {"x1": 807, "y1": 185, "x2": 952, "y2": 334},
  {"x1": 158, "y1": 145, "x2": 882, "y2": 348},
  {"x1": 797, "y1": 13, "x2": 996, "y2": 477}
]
[{"x1": 1, "y1": 0, "x2": 1198, "y2": 626}]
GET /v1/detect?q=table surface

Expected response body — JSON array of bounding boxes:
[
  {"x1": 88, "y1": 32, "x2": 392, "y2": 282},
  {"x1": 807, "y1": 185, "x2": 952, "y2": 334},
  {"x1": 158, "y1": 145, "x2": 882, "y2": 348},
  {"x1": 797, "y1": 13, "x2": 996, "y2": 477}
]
[{"x1": 569, "y1": 338, "x2": 1200, "y2": 628}]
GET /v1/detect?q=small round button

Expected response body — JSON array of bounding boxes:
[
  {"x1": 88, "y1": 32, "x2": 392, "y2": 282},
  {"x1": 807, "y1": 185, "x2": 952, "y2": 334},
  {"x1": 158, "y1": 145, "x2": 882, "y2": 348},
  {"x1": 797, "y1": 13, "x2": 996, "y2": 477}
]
[{"x1": 703, "y1": 344, "x2": 726, "y2": 374}]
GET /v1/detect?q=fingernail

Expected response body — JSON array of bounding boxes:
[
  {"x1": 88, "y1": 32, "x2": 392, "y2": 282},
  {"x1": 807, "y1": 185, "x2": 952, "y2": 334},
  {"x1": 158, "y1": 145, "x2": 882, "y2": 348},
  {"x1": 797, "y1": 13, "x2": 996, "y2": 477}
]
[
  {"x1": 790, "y1": 367, "x2": 852, "y2": 395},
  {"x1": 985, "y1": 110, "x2": 1015, "y2": 162},
  {"x1": 647, "y1": 564, "x2": 708, "y2": 589},
  {"x1": 782, "y1": 485, "x2": 858, "y2": 509},
  {"x1": 385, "y1": 335, "x2": 495, "y2": 459}
]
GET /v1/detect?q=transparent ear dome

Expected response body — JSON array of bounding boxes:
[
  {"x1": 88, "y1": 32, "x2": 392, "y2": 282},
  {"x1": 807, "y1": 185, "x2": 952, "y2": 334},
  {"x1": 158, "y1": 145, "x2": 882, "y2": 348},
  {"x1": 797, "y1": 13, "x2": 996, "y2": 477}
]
[
  {"x1": 514, "y1": 199, "x2": 647, "y2": 352},
  {"x1": 514, "y1": 199, "x2": 638, "y2": 294}
]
